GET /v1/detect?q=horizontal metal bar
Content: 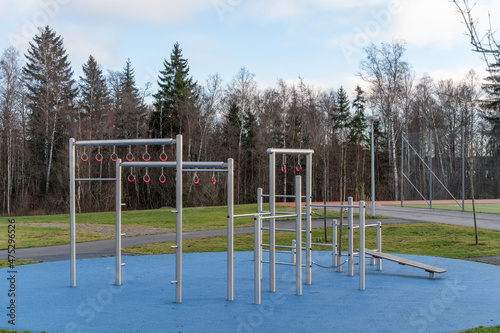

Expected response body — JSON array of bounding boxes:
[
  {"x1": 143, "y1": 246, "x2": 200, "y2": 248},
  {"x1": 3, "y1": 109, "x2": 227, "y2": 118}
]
[
  {"x1": 75, "y1": 178, "x2": 116, "y2": 181},
  {"x1": 181, "y1": 169, "x2": 228, "y2": 173},
  {"x1": 261, "y1": 227, "x2": 305, "y2": 232},
  {"x1": 262, "y1": 250, "x2": 293, "y2": 254},
  {"x1": 261, "y1": 214, "x2": 297, "y2": 220},
  {"x1": 262, "y1": 260, "x2": 306, "y2": 267},
  {"x1": 120, "y1": 161, "x2": 227, "y2": 169},
  {"x1": 261, "y1": 244, "x2": 296, "y2": 249},
  {"x1": 233, "y1": 213, "x2": 268, "y2": 218},
  {"x1": 310, "y1": 204, "x2": 361, "y2": 209},
  {"x1": 310, "y1": 243, "x2": 333, "y2": 247},
  {"x1": 74, "y1": 138, "x2": 176, "y2": 147},
  {"x1": 261, "y1": 194, "x2": 309, "y2": 199},
  {"x1": 267, "y1": 148, "x2": 314, "y2": 155}
]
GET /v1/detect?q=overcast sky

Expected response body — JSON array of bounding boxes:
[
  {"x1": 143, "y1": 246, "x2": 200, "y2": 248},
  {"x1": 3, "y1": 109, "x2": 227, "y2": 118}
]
[{"x1": 1, "y1": 0, "x2": 499, "y2": 98}]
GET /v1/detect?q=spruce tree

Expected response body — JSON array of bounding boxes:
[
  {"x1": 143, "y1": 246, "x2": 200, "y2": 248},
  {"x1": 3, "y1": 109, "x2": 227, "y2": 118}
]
[
  {"x1": 151, "y1": 42, "x2": 197, "y2": 137},
  {"x1": 116, "y1": 59, "x2": 144, "y2": 139},
  {"x1": 79, "y1": 55, "x2": 111, "y2": 139},
  {"x1": 23, "y1": 26, "x2": 75, "y2": 194},
  {"x1": 349, "y1": 85, "x2": 368, "y2": 144}
]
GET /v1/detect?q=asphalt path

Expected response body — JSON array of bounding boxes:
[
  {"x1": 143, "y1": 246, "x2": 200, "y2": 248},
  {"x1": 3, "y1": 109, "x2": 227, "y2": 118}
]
[{"x1": 4, "y1": 205, "x2": 499, "y2": 264}]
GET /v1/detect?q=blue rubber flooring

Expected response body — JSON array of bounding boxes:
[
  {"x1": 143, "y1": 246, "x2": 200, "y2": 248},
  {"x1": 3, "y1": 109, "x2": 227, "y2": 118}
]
[{"x1": 2, "y1": 251, "x2": 499, "y2": 333}]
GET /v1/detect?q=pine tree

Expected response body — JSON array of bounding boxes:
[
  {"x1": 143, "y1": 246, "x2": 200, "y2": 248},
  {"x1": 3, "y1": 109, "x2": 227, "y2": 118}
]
[
  {"x1": 151, "y1": 42, "x2": 197, "y2": 137},
  {"x1": 23, "y1": 26, "x2": 75, "y2": 195},
  {"x1": 79, "y1": 55, "x2": 111, "y2": 139}
]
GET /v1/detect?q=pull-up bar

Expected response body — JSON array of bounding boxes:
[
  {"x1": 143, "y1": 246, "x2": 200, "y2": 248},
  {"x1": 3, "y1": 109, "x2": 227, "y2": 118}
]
[
  {"x1": 267, "y1": 148, "x2": 314, "y2": 155},
  {"x1": 74, "y1": 138, "x2": 176, "y2": 147},
  {"x1": 120, "y1": 161, "x2": 228, "y2": 169}
]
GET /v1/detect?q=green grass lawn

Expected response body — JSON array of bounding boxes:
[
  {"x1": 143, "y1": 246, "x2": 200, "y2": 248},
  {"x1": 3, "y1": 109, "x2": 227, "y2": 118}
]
[
  {"x1": 401, "y1": 203, "x2": 500, "y2": 214},
  {"x1": 125, "y1": 222, "x2": 500, "y2": 260},
  {"x1": 0, "y1": 204, "x2": 375, "y2": 250}
]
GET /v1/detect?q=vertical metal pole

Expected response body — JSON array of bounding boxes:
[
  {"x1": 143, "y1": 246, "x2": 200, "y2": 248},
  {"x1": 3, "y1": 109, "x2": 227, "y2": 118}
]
[
  {"x1": 305, "y1": 153, "x2": 312, "y2": 285},
  {"x1": 254, "y1": 215, "x2": 262, "y2": 305},
  {"x1": 462, "y1": 126, "x2": 465, "y2": 212},
  {"x1": 115, "y1": 159, "x2": 122, "y2": 285},
  {"x1": 295, "y1": 175, "x2": 302, "y2": 296},
  {"x1": 348, "y1": 197, "x2": 354, "y2": 276},
  {"x1": 175, "y1": 134, "x2": 183, "y2": 303},
  {"x1": 257, "y1": 187, "x2": 263, "y2": 280},
  {"x1": 69, "y1": 138, "x2": 76, "y2": 287},
  {"x1": 376, "y1": 221, "x2": 382, "y2": 271},
  {"x1": 269, "y1": 152, "x2": 276, "y2": 292},
  {"x1": 371, "y1": 121, "x2": 376, "y2": 217},
  {"x1": 332, "y1": 219, "x2": 337, "y2": 268},
  {"x1": 401, "y1": 133, "x2": 404, "y2": 207},
  {"x1": 291, "y1": 239, "x2": 296, "y2": 264},
  {"x1": 359, "y1": 201, "x2": 365, "y2": 290},
  {"x1": 227, "y1": 158, "x2": 234, "y2": 301},
  {"x1": 429, "y1": 130, "x2": 433, "y2": 209},
  {"x1": 257, "y1": 188, "x2": 263, "y2": 214}
]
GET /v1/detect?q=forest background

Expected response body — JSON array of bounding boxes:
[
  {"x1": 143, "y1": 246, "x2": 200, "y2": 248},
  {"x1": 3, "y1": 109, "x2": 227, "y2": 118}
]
[{"x1": 0, "y1": 25, "x2": 498, "y2": 216}]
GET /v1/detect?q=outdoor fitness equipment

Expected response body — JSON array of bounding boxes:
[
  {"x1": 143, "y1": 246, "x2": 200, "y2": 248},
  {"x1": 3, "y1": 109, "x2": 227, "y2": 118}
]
[{"x1": 69, "y1": 135, "x2": 235, "y2": 304}]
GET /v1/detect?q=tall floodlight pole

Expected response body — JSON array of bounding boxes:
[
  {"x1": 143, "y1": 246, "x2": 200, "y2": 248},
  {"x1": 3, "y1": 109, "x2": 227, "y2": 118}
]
[{"x1": 367, "y1": 116, "x2": 379, "y2": 217}]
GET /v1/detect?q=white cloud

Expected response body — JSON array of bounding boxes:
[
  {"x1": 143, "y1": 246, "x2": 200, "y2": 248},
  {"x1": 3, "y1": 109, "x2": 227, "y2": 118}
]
[
  {"x1": 70, "y1": 0, "x2": 211, "y2": 25},
  {"x1": 392, "y1": 0, "x2": 464, "y2": 48},
  {"x1": 64, "y1": 26, "x2": 121, "y2": 70}
]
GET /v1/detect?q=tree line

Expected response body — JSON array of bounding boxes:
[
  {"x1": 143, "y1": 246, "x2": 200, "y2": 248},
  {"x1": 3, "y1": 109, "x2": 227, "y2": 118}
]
[{"x1": 0, "y1": 26, "x2": 498, "y2": 216}]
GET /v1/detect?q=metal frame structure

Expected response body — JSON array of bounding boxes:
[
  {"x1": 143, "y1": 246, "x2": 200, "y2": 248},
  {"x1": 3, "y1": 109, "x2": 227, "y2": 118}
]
[
  {"x1": 69, "y1": 137, "x2": 177, "y2": 289},
  {"x1": 401, "y1": 130, "x2": 465, "y2": 211},
  {"x1": 69, "y1": 135, "x2": 235, "y2": 304},
  {"x1": 267, "y1": 148, "x2": 313, "y2": 290},
  {"x1": 310, "y1": 200, "x2": 377, "y2": 290},
  {"x1": 253, "y1": 175, "x2": 303, "y2": 304}
]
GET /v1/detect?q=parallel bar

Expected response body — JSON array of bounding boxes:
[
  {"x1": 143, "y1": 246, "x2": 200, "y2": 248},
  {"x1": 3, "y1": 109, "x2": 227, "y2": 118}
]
[
  {"x1": 75, "y1": 178, "x2": 117, "y2": 181},
  {"x1": 269, "y1": 152, "x2": 276, "y2": 292},
  {"x1": 347, "y1": 197, "x2": 353, "y2": 275},
  {"x1": 254, "y1": 215, "x2": 262, "y2": 305},
  {"x1": 69, "y1": 138, "x2": 76, "y2": 287},
  {"x1": 227, "y1": 158, "x2": 234, "y2": 301},
  {"x1": 74, "y1": 138, "x2": 175, "y2": 146},
  {"x1": 121, "y1": 161, "x2": 227, "y2": 169},
  {"x1": 267, "y1": 148, "x2": 314, "y2": 155},
  {"x1": 359, "y1": 201, "x2": 365, "y2": 290},
  {"x1": 306, "y1": 153, "x2": 312, "y2": 285},
  {"x1": 115, "y1": 159, "x2": 122, "y2": 285},
  {"x1": 295, "y1": 175, "x2": 302, "y2": 296},
  {"x1": 175, "y1": 134, "x2": 182, "y2": 303}
]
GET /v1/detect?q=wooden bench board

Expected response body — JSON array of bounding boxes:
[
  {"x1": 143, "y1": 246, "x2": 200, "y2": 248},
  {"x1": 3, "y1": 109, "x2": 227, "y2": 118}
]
[{"x1": 364, "y1": 249, "x2": 447, "y2": 274}]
